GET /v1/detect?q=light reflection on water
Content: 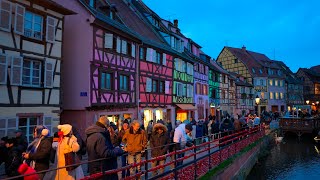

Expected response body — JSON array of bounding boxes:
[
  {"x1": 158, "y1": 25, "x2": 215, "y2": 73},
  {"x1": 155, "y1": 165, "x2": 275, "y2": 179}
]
[{"x1": 247, "y1": 134, "x2": 320, "y2": 180}]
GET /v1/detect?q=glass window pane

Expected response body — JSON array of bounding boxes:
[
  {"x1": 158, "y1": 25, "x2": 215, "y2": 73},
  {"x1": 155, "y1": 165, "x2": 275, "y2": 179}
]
[
  {"x1": 19, "y1": 118, "x2": 27, "y2": 126},
  {"x1": 44, "y1": 118, "x2": 51, "y2": 125},
  {"x1": 23, "y1": 68, "x2": 31, "y2": 76},
  {"x1": 34, "y1": 15, "x2": 42, "y2": 23},
  {"x1": 34, "y1": 23, "x2": 41, "y2": 32},
  {"x1": 20, "y1": 127, "x2": 27, "y2": 135},
  {"x1": 33, "y1": 69, "x2": 40, "y2": 77},
  {"x1": 0, "y1": 119, "x2": 6, "y2": 128},
  {"x1": 25, "y1": 12, "x2": 33, "y2": 21},
  {"x1": 24, "y1": 21, "x2": 32, "y2": 29},
  {"x1": 0, "y1": 130, "x2": 5, "y2": 138},
  {"x1": 30, "y1": 118, "x2": 38, "y2": 125},
  {"x1": 7, "y1": 129, "x2": 16, "y2": 137}
]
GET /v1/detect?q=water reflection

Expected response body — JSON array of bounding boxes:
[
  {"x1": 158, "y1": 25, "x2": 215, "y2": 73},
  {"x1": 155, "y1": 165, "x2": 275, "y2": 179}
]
[{"x1": 247, "y1": 134, "x2": 320, "y2": 179}]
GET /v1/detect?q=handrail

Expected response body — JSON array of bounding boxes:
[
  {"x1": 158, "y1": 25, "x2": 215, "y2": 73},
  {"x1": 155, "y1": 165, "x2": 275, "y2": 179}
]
[{"x1": 2, "y1": 125, "x2": 265, "y2": 180}]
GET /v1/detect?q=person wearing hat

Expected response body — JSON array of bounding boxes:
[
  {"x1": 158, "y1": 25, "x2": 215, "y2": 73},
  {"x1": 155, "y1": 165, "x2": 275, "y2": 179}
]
[
  {"x1": 15, "y1": 129, "x2": 28, "y2": 152},
  {"x1": 55, "y1": 124, "x2": 84, "y2": 180},
  {"x1": 23, "y1": 125, "x2": 52, "y2": 180},
  {"x1": 85, "y1": 116, "x2": 124, "y2": 179},
  {"x1": 173, "y1": 123, "x2": 193, "y2": 166}
]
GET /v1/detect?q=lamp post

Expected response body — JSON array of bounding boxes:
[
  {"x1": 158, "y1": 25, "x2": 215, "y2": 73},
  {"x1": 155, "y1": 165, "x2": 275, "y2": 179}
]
[
  {"x1": 255, "y1": 95, "x2": 261, "y2": 116},
  {"x1": 306, "y1": 100, "x2": 310, "y2": 105}
]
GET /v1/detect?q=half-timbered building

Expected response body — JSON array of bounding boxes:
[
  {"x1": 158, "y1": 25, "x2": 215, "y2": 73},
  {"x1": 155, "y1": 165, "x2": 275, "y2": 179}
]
[
  {"x1": 132, "y1": 1, "x2": 195, "y2": 123},
  {"x1": 297, "y1": 66, "x2": 320, "y2": 111},
  {"x1": 107, "y1": 0, "x2": 175, "y2": 128},
  {"x1": 0, "y1": 0, "x2": 74, "y2": 140},
  {"x1": 54, "y1": 0, "x2": 140, "y2": 133},
  {"x1": 217, "y1": 46, "x2": 286, "y2": 115},
  {"x1": 209, "y1": 60, "x2": 221, "y2": 118}
]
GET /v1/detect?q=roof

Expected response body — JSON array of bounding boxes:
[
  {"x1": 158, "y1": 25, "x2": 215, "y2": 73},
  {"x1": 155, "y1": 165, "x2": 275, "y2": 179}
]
[
  {"x1": 299, "y1": 68, "x2": 320, "y2": 83},
  {"x1": 221, "y1": 46, "x2": 284, "y2": 78},
  {"x1": 229, "y1": 72, "x2": 253, "y2": 87},
  {"x1": 272, "y1": 60, "x2": 303, "y2": 84},
  {"x1": 211, "y1": 60, "x2": 229, "y2": 75},
  {"x1": 33, "y1": 0, "x2": 76, "y2": 15}
]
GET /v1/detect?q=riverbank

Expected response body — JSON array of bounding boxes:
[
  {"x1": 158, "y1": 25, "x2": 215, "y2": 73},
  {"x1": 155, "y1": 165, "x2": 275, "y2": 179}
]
[{"x1": 201, "y1": 129, "x2": 275, "y2": 180}]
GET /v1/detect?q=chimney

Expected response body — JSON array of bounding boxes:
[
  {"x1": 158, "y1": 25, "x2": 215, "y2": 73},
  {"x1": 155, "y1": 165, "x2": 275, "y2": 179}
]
[
  {"x1": 242, "y1": 45, "x2": 246, "y2": 51},
  {"x1": 173, "y1": 19, "x2": 178, "y2": 28}
]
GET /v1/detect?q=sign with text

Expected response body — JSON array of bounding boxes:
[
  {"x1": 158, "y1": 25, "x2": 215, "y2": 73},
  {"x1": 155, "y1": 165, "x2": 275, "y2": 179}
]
[{"x1": 254, "y1": 86, "x2": 267, "y2": 92}]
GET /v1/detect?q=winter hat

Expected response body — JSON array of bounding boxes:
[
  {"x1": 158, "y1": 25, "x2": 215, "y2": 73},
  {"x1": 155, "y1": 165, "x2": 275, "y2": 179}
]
[
  {"x1": 57, "y1": 124, "x2": 72, "y2": 136},
  {"x1": 18, "y1": 163, "x2": 39, "y2": 180},
  {"x1": 34, "y1": 125, "x2": 49, "y2": 138}
]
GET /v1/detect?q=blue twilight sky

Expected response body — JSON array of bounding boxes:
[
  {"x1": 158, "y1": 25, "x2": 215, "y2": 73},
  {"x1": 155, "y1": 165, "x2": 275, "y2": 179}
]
[{"x1": 143, "y1": 0, "x2": 320, "y2": 72}]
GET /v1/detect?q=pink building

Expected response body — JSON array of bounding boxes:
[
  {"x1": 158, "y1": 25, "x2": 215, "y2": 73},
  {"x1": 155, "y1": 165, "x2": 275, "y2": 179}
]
[{"x1": 54, "y1": 0, "x2": 140, "y2": 134}]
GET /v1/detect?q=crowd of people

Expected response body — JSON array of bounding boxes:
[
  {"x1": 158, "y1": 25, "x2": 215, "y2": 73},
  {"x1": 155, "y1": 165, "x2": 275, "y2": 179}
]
[{"x1": 0, "y1": 112, "x2": 263, "y2": 180}]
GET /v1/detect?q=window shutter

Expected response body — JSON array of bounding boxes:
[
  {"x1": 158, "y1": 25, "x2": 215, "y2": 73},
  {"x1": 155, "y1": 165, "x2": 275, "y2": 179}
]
[
  {"x1": 104, "y1": 33, "x2": 113, "y2": 49},
  {"x1": 0, "y1": 54, "x2": 8, "y2": 84},
  {"x1": 44, "y1": 61, "x2": 54, "y2": 88},
  {"x1": 171, "y1": 36, "x2": 174, "y2": 48},
  {"x1": 152, "y1": 49, "x2": 156, "y2": 63},
  {"x1": 131, "y1": 44, "x2": 135, "y2": 57},
  {"x1": 0, "y1": 0, "x2": 12, "y2": 32},
  {"x1": 165, "y1": 81, "x2": 170, "y2": 94},
  {"x1": 10, "y1": 56, "x2": 23, "y2": 85},
  {"x1": 162, "y1": 53, "x2": 166, "y2": 66},
  {"x1": 146, "y1": 77, "x2": 152, "y2": 92},
  {"x1": 46, "y1": 16, "x2": 56, "y2": 42},
  {"x1": 180, "y1": 40, "x2": 184, "y2": 52},
  {"x1": 116, "y1": 37, "x2": 121, "y2": 53},
  {"x1": 14, "y1": 4, "x2": 24, "y2": 34},
  {"x1": 121, "y1": 40, "x2": 127, "y2": 54},
  {"x1": 146, "y1": 48, "x2": 152, "y2": 62}
]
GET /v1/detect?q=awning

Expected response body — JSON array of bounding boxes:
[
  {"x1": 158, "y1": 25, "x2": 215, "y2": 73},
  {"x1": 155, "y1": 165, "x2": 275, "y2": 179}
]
[{"x1": 176, "y1": 104, "x2": 197, "y2": 110}]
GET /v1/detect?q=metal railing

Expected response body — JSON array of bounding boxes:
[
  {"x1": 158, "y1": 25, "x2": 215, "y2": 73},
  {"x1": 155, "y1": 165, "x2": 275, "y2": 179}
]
[{"x1": 2, "y1": 125, "x2": 265, "y2": 180}]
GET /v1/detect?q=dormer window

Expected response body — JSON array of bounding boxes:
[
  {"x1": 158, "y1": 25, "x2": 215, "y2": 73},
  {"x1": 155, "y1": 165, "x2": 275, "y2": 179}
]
[
  {"x1": 234, "y1": 58, "x2": 238, "y2": 63},
  {"x1": 259, "y1": 69, "x2": 263, "y2": 74},
  {"x1": 252, "y1": 68, "x2": 255, "y2": 73},
  {"x1": 147, "y1": 15, "x2": 160, "y2": 28}
]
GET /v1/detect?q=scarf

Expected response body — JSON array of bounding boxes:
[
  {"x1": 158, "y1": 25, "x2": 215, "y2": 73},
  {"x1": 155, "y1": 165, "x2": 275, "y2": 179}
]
[{"x1": 25, "y1": 137, "x2": 43, "y2": 169}]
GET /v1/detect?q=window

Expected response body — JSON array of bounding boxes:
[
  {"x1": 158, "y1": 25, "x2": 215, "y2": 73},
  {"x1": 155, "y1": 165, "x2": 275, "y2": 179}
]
[
  {"x1": 119, "y1": 74, "x2": 129, "y2": 91},
  {"x1": 269, "y1": 79, "x2": 273, "y2": 86},
  {"x1": 24, "y1": 11, "x2": 43, "y2": 40},
  {"x1": 156, "y1": 52, "x2": 161, "y2": 64},
  {"x1": 0, "y1": 54, "x2": 8, "y2": 84},
  {"x1": 279, "y1": 80, "x2": 283, "y2": 87},
  {"x1": 22, "y1": 60, "x2": 41, "y2": 87},
  {"x1": 139, "y1": 47, "x2": 145, "y2": 60},
  {"x1": 176, "y1": 83, "x2": 184, "y2": 96},
  {"x1": 252, "y1": 68, "x2": 255, "y2": 73},
  {"x1": 19, "y1": 117, "x2": 40, "y2": 142},
  {"x1": 259, "y1": 69, "x2": 263, "y2": 74},
  {"x1": 240, "y1": 87, "x2": 245, "y2": 93},
  {"x1": 275, "y1": 92, "x2": 279, "y2": 100},
  {"x1": 152, "y1": 79, "x2": 157, "y2": 93},
  {"x1": 280, "y1": 92, "x2": 284, "y2": 99},
  {"x1": 203, "y1": 85, "x2": 208, "y2": 95},
  {"x1": 212, "y1": 89, "x2": 217, "y2": 98},
  {"x1": 260, "y1": 79, "x2": 264, "y2": 86},
  {"x1": 159, "y1": 81, "x2": 165, "y2": 93},
  {"x1": 196, "y1": 83, "x2": 201, "y2": 95},
  {"x1": 269, "y1": 92, "x2": 273, "y2": 99},
  {"x1": 101, "y1": 72, "x2": 112, "y2": 90},
  {"x1": 274, "y1": 80, "x2": 278, "y2": 86},
  {"x1": 234, "y1": 59, "x2": 238, "y2": 63},
  {"x1": 0, "y1": 0, "x2": 12, "y2": 31}
]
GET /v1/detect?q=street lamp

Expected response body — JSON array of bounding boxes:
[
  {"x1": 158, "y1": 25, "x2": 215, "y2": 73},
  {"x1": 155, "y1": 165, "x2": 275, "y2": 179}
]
[
  {"x1": 306, "y1": 100, "x2": 310, "y2": 105},
  {"x1": 316, "y1": 101, "x2": 319, "y2": 105},
  {"x1": 255, "y1": 95, "x2": 260, "y2": 116}
]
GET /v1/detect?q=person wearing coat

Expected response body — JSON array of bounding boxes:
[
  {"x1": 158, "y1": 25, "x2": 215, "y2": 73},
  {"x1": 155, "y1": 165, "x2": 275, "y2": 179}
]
[
  {"x1": 55, "y1": 124, "x2": 84, "y2": 180},
  {"x1": 150, "y1": 123, "x2": 169, "y2": 176},
  {"x1": 5, "y1": 138, "x2": 22, "y2": 178},
  {"x1": 85, "y1": 116, "x2": 123, "y2": 179},
  {"x1": 122, "y1": 120, "x2": 147, "y2": 176},
  {"x1": 23, "y1": 125, "x2": 52, "y2": 180},
  {"x1": 118, "y1": 119, "x2": 130, "y2": 178}
]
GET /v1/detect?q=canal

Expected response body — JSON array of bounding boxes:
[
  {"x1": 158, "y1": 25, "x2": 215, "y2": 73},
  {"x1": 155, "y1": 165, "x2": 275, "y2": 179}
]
[{"x1": 247, "y1": 133, "x2": 320, "y2": 179}]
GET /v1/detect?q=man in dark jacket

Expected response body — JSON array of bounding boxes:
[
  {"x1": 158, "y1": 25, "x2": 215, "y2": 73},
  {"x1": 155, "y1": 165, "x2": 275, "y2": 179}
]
[
  {"x1": 150, "y1": 123, "x2": 169, "y2": 177},
  {"x1": 23, "y1": 125, "x2": 52, "y2": 180},
  {"x1": 85, "y1": 116, "x2": 123, "y2": 179},
  {"x1": 15, "y1": 129, "x2": 28, "y2": 152},
  {"x1": 5, "y1": 138, "x2": 22, "y2": 177}
]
